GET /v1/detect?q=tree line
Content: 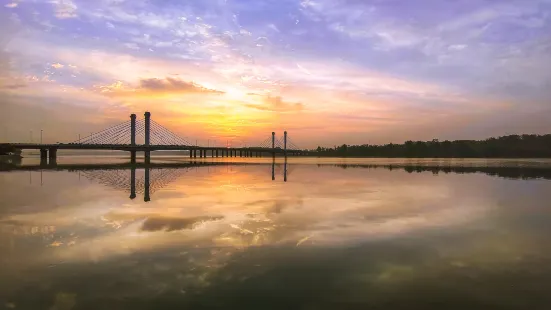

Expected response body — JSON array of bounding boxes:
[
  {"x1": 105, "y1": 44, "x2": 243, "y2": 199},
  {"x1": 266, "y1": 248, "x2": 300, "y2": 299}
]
[{"x1": 313, "y1": 134, "x2": 551, "y2": 158}]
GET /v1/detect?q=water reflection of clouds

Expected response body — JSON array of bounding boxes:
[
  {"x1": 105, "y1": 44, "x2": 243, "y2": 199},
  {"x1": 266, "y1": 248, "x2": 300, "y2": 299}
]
[
  {"x1": 1, "y1": 165, "x2": 496, "y2": 262},
  {"x1": 2, "y1": 162, "x2": 551, "y2": 308}
]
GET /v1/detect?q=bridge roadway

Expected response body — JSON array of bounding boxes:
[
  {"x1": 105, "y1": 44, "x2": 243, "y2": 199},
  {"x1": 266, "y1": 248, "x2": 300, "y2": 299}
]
[{"x1": 1, "y1": 143, "x2": 310, "y2": 160}]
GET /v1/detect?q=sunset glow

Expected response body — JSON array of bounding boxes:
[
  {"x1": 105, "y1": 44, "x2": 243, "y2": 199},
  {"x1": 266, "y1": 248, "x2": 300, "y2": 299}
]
[{"x1": 1, "y1": 0, "x2": 550, "y2": 147}]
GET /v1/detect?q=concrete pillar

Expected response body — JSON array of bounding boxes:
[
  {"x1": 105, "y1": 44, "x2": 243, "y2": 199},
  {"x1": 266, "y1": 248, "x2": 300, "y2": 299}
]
[
  {"x1": 131, "y1": 151, "x2": 136, "y2": 163},
  {"x1": 272, "y1": 132, "x2": 275, "y2": 149},
  {"x1": 144, "y1": 112, "x2": 151, "y2": 146},
  {"x1": 284, "y1": 131, "x2": 287, "y2": 155},
  {"x1": 48, "y1": 148, "x2": 57, "y2": 160},
  {"x1": 144, "y1": 111, "x2": 151, "y2": 161},
  {"x1": 216, "y1": 149, "x2": 219, "y2": 157},
  {"x1": 40, "y1": 149, "x2": 48, "y2": 166},
  {"x1": 130, "y1": 114, "x2": 136, "y2": 146},
  {"x1": 190, "y1": 150, "x2": 193, "y2": 158},
  {"x1": 193, "y1": 149, "x2": 197, "y2": 158}
]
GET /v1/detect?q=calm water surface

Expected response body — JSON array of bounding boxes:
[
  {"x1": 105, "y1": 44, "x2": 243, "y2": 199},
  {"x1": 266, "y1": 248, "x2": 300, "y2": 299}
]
[{"x1": 1, "y1": 156, "x2": 551, "y2": 309}]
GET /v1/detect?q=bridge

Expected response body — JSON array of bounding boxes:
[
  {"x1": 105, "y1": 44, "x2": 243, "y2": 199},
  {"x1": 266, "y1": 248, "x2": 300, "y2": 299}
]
[{"x1": 0, "y1": 111, "x2": 311, "y2": 164}]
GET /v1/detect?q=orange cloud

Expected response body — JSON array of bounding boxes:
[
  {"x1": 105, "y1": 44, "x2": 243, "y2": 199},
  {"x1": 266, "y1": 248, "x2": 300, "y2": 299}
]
[
  {"x1": 245, "y1": 94, "x2": 304, "y2": 112},
  {"x1": 95, "y1": 77, "x2": 225, "y2": 98}
]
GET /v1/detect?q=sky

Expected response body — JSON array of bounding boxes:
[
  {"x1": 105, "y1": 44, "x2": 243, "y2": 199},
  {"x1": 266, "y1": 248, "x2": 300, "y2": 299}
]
[{"x1": 1, "y1": 0, "x2": 550, "y2": 147}]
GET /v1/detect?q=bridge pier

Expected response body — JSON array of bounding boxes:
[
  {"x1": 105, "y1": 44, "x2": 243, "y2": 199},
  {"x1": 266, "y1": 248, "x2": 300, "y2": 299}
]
[
  {"x1": 189, "y1": 150, "x2": 193, "y2": 158},
  {"x1": 48, "y1": 148, "x2": 57, "y2": 161},
  {"x1": 216, "y1": 149, "x2": 218, "y2": 157},
  {"x1": 40, "y1": 149, "x2": 48, "y2": 166},
  {"x1": 130, "y1": 151, "x2": 136, "y2": 164},
  {"x1": 145, "y1": 151, "x2": 151, "y2": 164},
  {"x1": 193, "y1": 149, "x2": 197, "y2": 158}
]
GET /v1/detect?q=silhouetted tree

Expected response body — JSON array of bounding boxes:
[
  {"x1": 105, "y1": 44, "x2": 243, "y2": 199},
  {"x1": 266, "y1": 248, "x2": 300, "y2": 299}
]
[{"x1": 313, "y1": 134, "x2": 551, "y2": 158}]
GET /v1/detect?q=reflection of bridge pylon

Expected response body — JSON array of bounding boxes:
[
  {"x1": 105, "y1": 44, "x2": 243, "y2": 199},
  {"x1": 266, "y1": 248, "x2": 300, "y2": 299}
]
[
  {"x1": 81, "y1": 166, "x2": 191, "y2": 202},
  {"x1": 271, "y1": 156, "x2": 288, "y2": 182}
]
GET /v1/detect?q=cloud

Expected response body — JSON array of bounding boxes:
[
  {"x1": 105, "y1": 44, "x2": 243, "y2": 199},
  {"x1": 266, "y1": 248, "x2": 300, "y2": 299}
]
[
  {"x1": 96, "y1": 77, "x2": 225, "y2": 97},
  {"x1": 0, "y1": 82, "x2": 26, "y2": 90},
  {"x1": 51, "y1": 63, "x2": 64, "y2": 69},
  {"x1": 245, "y1": 94, "x2": 304, "y2": 112},
  {"x1": 50, "y1": 0, "x2": 78, "y2": 19},
  {"x1": 4, "y1": 3, "x2": 17, "y2": 8},
  {"x1": 141, "y1": 216, "x2": 224, "y2": 232}
]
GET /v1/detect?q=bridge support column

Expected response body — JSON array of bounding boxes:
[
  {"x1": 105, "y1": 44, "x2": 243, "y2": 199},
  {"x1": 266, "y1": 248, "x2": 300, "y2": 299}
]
[
  {"x1": 190, "y1": 150, "x2": 193, "y2": 158},
  {"x1": 130, "y1": 151, "x2": 136, "y2": 164},
  {"x1": 40, "y1": 149, "x2": 48, "y2": 166},
  {"x1": 216, "y1": 149, "x2": 218, "y2": 157},
  {"x1": 130, "y1": 114, "x2": 136, "y2": 146},
  {"x1": 48, "y1": 148, "x2": 57, "y2": 166},
  {"x1": 193, "y1": 149, "x2": 197, "y2": 158},
  {"x1": 48, "y1": 148, "x2": 57, "y2": 160},
  {"x1": 284, "y1": 131, "x2": 287, "y2": 156},
  {"x1": 144, "y1": 111, "x2": 151, "y2": 163}
]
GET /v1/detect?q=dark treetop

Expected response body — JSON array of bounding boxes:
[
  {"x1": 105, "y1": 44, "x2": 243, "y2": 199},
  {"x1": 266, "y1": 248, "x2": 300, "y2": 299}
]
[{"x1": 315, "y1": 134, "x2": 551, "y2": 158}]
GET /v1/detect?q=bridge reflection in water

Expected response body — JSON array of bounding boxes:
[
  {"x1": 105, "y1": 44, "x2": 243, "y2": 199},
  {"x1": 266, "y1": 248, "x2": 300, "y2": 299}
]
[{"x1": 1, "y1": 158, "x2": 289, "y2": 202}]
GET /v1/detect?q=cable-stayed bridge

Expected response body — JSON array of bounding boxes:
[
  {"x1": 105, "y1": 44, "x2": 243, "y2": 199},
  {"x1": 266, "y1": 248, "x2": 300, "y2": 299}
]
[{"x1": 1, "y1": 111, "x2": 310, "y2": 164}]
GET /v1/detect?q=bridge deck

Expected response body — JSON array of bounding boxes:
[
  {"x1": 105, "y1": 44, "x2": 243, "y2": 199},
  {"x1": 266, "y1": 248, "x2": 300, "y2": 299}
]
[{"x1": 1, "y1": 143, "x2": 307, "y2": 153}]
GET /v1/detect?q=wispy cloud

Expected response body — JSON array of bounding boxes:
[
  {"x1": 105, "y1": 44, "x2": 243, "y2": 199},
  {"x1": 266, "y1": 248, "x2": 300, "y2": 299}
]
[
  {"x1": 50, "y1": 0, "x2": 78, "y2": 19},
  {"x1": 3, "y1": 0, "x2": 551, "y2": 146},
  {"x1": 96, "y1": 77, "x2": 225, "y2": 97},
  {"x1": 245, "y1": 94, "x2": 304, "y2": 112}
]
